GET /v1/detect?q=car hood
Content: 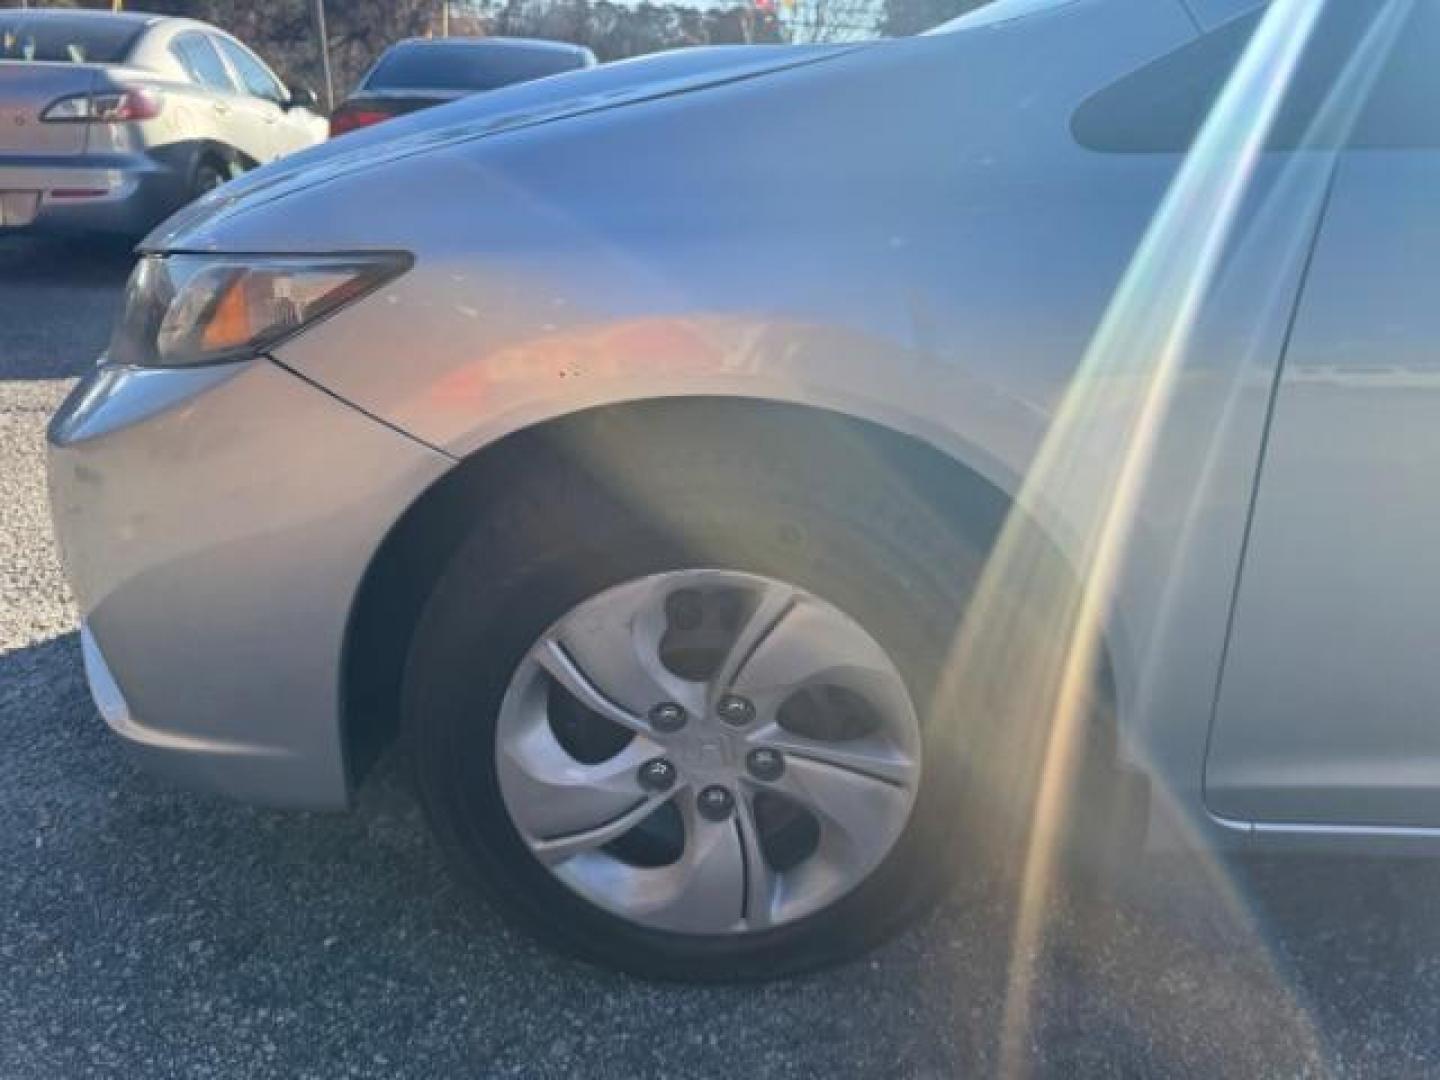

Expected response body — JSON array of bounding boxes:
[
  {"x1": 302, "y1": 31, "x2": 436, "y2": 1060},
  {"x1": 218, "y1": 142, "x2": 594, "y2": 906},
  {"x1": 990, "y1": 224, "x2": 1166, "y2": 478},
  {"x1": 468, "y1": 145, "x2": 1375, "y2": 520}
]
[{"x1": 146, "y1": 42, "x2": 856, "y2": 251}]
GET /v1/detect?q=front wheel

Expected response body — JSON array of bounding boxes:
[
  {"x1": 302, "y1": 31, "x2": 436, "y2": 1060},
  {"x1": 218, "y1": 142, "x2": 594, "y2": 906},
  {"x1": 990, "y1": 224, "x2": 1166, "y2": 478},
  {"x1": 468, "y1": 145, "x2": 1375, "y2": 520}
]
[{"x1": 403, "y1": 414, "x2": 989, "y2": 979}]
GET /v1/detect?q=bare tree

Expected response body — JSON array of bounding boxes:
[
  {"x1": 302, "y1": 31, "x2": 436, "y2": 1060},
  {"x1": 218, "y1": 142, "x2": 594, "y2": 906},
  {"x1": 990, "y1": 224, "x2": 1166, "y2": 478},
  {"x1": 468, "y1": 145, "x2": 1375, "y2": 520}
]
[
  {"x1": 879, "y1": 0, "x2": 990, "y2": 37},
  {"x1": 29, "y1": 0, "x2": 798, "y2": 95},
  {"x1": 778, "y1": 0, "x2": 884, "y2": 43}
]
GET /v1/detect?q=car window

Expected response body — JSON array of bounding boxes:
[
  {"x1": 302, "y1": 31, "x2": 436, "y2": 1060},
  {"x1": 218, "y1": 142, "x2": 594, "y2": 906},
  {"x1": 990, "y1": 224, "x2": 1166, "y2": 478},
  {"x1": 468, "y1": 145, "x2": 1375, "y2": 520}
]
[
  {"x1": 1072, "y1": 3, "x2": 1439, "y2": 153},
  {"x1": 0, "y1": 14, "x2": 142, "y2": 62},
  {"x1": 364, "y1": 42, "x2": 590, "y2": 92},
  {"x1": 171, "y1": 32, "x2": 237, "y2": 93},
  {"x1": 213, "y1": 35, "x2": 286, "y2": 104}
]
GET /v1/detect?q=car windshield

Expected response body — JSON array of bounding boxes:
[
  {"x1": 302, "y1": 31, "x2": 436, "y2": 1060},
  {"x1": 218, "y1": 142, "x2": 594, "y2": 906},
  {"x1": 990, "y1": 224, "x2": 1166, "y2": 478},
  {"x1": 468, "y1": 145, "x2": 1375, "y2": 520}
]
[
  {"x1": 0, "y1": 15, "x2": 141, "y2": 64},
  {"x1": 364, "y1": 41, "x2": 586, "y2": 92}
]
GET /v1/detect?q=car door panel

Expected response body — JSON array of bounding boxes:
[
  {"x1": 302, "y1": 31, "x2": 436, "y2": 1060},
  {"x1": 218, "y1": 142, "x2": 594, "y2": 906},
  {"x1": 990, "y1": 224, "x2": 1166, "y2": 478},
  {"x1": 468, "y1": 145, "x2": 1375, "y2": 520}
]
[
  {"x1": 1206, "y1": 151, "x2": 1440, "y2": 827},
  {"x1": 212, "y1": 34, "x2": 286, "y2": 163},
  {"x1": 159, "y1": 32, "x2": 234, "y2": 172},
  {"x1": 1205, "y1": 1, "x2": 1440, "y2": 827}
]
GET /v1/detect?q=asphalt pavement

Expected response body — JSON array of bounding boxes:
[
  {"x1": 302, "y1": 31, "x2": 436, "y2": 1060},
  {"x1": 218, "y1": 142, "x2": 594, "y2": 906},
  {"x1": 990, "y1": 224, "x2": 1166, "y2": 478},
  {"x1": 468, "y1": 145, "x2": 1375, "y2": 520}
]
[{"x1": 3, "y1": 234, "x2": 1440, "y2": 1078}]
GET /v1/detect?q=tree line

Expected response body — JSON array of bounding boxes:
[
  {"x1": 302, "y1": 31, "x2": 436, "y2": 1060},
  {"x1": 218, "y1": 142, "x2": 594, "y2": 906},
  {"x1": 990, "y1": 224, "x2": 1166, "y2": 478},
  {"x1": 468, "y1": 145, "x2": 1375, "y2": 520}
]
[{"x1": 8, "y1": 0, "x2": 992, "y2": 101}]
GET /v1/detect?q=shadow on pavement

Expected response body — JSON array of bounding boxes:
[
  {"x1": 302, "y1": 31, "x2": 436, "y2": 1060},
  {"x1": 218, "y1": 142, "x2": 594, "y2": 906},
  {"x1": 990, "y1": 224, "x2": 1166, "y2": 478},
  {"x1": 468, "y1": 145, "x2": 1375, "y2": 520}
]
[
  {"x1": 0, "y1": 235, "x2": 136, "y2": 287},
  {"x1": 0, "y1": 237, "x2": 133, "y2": 380},
  {"x1": 3, "y1": 630, "x2": 1440, "y2": 1077}
]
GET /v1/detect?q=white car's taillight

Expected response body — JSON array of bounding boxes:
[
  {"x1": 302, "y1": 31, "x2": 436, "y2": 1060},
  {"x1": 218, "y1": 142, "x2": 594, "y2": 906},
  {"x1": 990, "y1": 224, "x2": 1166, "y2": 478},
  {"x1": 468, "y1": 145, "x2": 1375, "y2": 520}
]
[{"x1": 40, "y1": 86, "x2": 163, "y2": 123}]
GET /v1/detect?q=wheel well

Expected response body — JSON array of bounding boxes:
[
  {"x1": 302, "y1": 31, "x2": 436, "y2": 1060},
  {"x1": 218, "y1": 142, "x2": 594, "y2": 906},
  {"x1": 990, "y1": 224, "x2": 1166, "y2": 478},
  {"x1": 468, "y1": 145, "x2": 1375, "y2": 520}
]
[
  {"x1": 338, "y1": 396, "x2": 1100, "y2": 787},
  {"x1": 195, "y1": 145, "x2": 251, "y2": 182}
]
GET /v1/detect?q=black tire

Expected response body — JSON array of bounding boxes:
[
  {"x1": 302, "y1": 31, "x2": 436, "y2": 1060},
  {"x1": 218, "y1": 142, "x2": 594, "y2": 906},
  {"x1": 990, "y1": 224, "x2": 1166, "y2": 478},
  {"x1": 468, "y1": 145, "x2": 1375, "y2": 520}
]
[
  {"x1": 402, "y1": 405, "x2": 998, "y2": 980},
  {"x1": 190, "y1": 157, "x2": 228, "y2": 199}
]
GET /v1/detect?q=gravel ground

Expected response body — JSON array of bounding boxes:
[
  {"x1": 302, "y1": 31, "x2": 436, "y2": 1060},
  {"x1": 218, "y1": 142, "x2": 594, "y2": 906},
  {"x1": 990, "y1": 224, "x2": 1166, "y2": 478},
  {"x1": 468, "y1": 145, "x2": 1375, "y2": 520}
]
[{"x1": 3, "y1": 235, "x2": 1440, "y2": 1078}]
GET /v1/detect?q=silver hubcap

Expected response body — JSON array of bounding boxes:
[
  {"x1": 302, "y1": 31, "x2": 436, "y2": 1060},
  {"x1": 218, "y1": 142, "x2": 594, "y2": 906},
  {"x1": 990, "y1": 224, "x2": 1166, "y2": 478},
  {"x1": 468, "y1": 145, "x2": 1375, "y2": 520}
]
[{"x1": 495, "y1": 570, "x2": 922, "y2": 934}]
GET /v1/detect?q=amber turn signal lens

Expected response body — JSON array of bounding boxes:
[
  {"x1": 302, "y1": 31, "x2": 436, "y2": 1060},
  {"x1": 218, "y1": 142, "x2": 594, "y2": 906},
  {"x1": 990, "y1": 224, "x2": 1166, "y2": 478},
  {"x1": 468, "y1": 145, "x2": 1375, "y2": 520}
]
[{"x1": 199, "y1": 275, "x2": 256, "y2": 354}]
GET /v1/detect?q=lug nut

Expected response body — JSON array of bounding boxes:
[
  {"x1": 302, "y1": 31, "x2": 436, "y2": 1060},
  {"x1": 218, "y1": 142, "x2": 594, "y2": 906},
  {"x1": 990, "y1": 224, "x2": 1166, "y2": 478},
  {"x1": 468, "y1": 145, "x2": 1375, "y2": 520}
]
[
  {"x1": 717, "y1": 694, "x2": 755, "y2": 727},
  {"x1": 696, "y1": 785, "x2": 735, "y2": 821},
  {"x1": 637, "y1": 758, "x2": 677, "y2": 792},
  {"x1": 649, "y1": 702, "x2": 687, "y2": 733},
  {"x1": 746, "y1": 748, "x2": 785, "y2": 782}
]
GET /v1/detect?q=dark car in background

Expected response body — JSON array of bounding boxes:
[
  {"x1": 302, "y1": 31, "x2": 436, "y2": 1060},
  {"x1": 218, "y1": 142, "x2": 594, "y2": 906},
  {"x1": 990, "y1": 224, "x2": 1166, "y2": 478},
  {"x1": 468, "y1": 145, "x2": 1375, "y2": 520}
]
[
  {"x1": 328, "y1": 36, "x2": 596, "y2": 137},
  {"x1": 0, "y1": 8, "x2": 324, "y2": 236}
]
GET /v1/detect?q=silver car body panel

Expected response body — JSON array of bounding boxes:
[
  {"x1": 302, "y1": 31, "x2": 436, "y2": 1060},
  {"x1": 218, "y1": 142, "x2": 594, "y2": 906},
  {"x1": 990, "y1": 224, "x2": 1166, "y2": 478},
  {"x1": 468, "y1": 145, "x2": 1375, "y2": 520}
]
[
  {"x1": 148, "y1": 41, "x2": 856, "y2": 247},
  {"x1": 1187, "y1": 0, "x2": 1266, "y2": 30},
  {"x1": 0, "y1": 62, "x2": 99, "y2": 155},
  {"x1": 1207, "y1": 148, "x2": 1440, "y2": 829},
  {"x1": 48, "y1": 0, "x2": 1440, "y2": 853},
  {"x1": 48, "y1": 361, "x2": 450, "y2": 807}
]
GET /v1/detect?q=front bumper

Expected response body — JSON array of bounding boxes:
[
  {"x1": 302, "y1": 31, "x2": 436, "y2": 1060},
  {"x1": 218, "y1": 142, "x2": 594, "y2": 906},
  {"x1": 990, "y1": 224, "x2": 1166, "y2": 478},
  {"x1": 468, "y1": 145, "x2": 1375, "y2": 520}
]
[
  {"x1": 48, "y1": 359, "x2": 450, "y2": 808},
  {"x1": 0, "y1": 153, "x2": 184, "y2": 235}
]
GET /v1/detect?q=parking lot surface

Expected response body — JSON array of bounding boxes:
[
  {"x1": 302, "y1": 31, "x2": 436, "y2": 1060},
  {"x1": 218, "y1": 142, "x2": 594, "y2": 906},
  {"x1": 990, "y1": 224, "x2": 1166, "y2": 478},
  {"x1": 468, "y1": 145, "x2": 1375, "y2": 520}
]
[{"x1": 3, "y1": 235, "x2": 1440, "y2": 1078}]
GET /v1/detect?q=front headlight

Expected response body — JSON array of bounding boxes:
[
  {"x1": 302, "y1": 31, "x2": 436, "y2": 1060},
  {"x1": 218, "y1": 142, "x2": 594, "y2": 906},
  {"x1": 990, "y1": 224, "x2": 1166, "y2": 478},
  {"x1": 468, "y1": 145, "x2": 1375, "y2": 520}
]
[{"x1": 107, "y1": 252, "x2": 411, "y2": 368}]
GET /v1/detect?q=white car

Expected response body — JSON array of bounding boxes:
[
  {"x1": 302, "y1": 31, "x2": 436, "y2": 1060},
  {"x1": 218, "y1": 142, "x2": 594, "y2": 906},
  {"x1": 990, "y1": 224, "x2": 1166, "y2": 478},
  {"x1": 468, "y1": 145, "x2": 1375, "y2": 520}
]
[{"x1": 0, "y1": 9, "x2": 324, "y2": 235}]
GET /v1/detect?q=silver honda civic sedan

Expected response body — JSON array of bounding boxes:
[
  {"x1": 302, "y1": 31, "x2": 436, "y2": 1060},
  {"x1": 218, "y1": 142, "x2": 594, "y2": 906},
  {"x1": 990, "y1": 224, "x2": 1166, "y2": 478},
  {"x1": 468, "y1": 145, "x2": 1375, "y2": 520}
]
[{"x1": 46, "y1": 0, "x2": 1439, "y2": 979}]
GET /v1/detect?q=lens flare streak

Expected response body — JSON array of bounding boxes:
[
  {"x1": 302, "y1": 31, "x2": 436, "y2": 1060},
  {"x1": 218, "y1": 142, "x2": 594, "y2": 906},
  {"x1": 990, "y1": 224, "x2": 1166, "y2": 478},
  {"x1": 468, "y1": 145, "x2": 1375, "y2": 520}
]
[{"x1": 929, "y1": 2, "x2": 1343, "y2": 1072}]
